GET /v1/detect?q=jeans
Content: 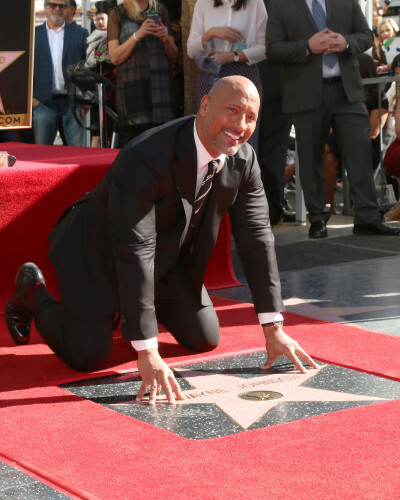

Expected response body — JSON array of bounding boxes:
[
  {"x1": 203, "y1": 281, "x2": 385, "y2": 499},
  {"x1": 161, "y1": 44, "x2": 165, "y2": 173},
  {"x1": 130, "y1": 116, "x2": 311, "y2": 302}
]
[{"x1": 33, "y1": 96, "x2": 83, "y2": 146}]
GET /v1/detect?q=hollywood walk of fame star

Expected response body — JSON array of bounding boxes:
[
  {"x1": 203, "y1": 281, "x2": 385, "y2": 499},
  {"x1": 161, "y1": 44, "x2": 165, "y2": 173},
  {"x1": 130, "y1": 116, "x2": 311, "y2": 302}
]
[
  {"x1": 110, "y1": 365, "x2": 386, "y2": 430},
  {"x1": 0, "y1": 52, "x2": 25, "y2": 113}
]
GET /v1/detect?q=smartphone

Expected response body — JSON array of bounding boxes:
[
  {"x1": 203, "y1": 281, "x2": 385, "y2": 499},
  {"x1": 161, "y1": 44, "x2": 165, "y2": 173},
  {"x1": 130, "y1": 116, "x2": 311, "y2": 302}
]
[
  {"x1": 232, "y1": 39, "x2": 247, "y2": 53},
  {"x1": 148, "y1": 9, "x2": 159, "y2": 23}
]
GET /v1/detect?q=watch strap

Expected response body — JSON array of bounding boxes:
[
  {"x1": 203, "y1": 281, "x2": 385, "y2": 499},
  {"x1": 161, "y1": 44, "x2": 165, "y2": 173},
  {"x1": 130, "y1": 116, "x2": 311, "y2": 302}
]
[{"x1": 262, "y1": 321, "x2": 283, "y2": 330}]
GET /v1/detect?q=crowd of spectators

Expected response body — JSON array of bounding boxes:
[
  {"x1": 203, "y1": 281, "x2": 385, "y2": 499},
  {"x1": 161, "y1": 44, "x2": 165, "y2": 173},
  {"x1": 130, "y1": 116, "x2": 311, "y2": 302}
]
[{"x1": 2, "y1": 0, "x2": 400, "y2": 226}]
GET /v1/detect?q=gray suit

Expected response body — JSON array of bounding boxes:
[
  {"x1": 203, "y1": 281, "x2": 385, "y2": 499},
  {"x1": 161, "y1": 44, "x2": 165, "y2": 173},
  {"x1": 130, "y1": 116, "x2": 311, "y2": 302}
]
[{"x1": 266, "y1": 0, "x2": 379, "y2": 224}]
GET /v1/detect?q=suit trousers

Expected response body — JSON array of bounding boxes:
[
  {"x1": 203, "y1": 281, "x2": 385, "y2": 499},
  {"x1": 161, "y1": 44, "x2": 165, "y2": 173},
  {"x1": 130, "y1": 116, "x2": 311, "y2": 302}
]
[
  {"x1": 291, "y1": 80, "x2": 379, "y2": 224},
  {"x1": 258, "y1": 96, "x2": 291, "y2": 225},
  {"x1": 33, "y1": 259, "x2": 220, "y2": 372}
]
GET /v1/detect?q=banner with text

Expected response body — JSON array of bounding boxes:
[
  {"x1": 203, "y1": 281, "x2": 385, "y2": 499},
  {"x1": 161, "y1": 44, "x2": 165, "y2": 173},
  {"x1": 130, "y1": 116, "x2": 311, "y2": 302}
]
[{"x1": 0, "y1": 0, "x2": 35, "y2": 129}]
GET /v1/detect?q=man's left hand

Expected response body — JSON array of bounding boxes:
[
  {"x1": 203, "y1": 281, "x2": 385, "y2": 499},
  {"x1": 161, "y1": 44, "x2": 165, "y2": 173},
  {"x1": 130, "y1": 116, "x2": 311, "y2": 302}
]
[
  {"x1": 323, "y1": 30, "x2": 348, "y2": 54},
  {"x1": 260, "y1": 324, "x2": 319, "y2": 373},
  {"x1": 81, "y1": 105, "x2": 91, "y2": 118}
]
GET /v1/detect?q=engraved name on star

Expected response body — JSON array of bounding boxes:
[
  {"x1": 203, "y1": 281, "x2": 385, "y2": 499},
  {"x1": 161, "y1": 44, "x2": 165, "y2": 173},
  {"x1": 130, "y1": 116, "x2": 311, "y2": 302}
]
[{"x1": 113, "y1": 365, "x2": 386, "y2": 430}]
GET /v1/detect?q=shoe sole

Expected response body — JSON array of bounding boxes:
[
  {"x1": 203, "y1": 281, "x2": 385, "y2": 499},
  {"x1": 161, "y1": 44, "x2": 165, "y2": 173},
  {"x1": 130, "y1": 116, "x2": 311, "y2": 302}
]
[{"x1": 4, "y1": 297, "x2": 32, "y2": 345}]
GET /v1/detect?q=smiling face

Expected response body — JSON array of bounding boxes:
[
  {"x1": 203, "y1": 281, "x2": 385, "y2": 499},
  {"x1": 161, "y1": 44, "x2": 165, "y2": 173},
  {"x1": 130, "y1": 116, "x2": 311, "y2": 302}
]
[
  {"x1": 196, "y1": 76, "x2": 260, "y2": 157},
  {"x1": 45, "y1": 0, "x2": 67, "y2": 27}
]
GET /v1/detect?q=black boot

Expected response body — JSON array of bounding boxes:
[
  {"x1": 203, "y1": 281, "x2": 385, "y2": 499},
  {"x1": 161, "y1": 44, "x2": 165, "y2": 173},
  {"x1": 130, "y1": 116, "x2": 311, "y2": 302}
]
[{"x1": 4, "y1": 263, "x2": 46, "y2": 345}]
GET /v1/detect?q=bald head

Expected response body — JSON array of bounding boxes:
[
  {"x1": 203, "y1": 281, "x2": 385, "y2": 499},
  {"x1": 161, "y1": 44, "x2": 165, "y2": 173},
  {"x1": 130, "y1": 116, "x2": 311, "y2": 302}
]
[
  {"x1": 207, "y1": 76, "x2": 260, "y2": 107},
  {"x1": 196, "y1": 76, "x2": 260, "y2": 157}
]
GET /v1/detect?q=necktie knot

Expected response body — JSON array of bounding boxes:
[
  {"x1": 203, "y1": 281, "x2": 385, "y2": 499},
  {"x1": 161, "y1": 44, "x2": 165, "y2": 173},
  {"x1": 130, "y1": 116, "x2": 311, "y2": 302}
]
[{"x1": 194, "y1": 160, "x2": 219, "y2": 214}]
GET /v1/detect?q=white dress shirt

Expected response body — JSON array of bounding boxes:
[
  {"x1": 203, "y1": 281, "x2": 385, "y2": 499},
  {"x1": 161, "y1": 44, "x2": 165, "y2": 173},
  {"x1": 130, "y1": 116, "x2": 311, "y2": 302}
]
[
  {"x1": 46, "y1": 21, "x2": 67, "y2": 94},
  {"x1": 305, "y1": 0, "x2": 341, "y2": 78},
  {"x1": 187, "y1": 0, "x2": 267, "y2": 65},
  {"x1": 131, "y1": 121, "x2": 283, "y2": 351}
]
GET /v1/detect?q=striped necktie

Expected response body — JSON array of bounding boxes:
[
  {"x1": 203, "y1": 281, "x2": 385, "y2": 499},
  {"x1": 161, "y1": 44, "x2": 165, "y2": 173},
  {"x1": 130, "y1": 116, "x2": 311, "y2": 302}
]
[
  {"x1": 194, "y1": 160, "x2": 219, "y2": 214},
  {"x1": 312, "y1": 0, "x2": 337, "y2": 68}
]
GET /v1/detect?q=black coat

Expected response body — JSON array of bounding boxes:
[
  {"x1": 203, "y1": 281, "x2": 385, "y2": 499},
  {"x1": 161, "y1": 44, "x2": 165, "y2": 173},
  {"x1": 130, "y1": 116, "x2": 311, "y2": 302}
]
[{"x1": 49, "y1": 116, "x2": 283, "y2": 341}]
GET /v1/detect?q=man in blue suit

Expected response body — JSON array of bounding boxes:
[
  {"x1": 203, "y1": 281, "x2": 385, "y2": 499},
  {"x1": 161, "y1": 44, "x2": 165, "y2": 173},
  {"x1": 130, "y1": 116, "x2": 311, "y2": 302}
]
[{"x1": 33, "y1": 0, "x2": 88, "y2": 146}]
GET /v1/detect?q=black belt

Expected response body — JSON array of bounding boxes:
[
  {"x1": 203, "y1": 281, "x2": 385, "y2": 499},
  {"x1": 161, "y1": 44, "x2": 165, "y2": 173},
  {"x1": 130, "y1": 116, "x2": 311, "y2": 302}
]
[
  {"x1": 52, "y1": 94, "x2": 68, "y2": 99},
  {"x1": 323, "y1": 76, "x2": 341, "y2": 84}
]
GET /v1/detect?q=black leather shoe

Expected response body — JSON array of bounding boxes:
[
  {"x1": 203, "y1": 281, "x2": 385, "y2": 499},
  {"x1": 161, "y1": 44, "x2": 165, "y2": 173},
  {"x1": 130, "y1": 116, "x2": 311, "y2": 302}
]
[
  {"x1": 4, "y1": 263, "x2": 46, "y2": 345},
  {"x1": 309, "y1": 221, "x2": 328, "y2": 239},
  {"x1": 280, "y1": 209, "x2": 296, "y2": 223},
  {"x1": 353, "y1": 220, "x2": 400, "y2": 236}
]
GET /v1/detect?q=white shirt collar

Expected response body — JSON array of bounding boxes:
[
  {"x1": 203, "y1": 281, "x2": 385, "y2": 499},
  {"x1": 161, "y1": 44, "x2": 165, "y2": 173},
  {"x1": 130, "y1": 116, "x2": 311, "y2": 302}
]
[
  {"x1": 46, "y1": 21, "x2": 65, "y2": 33},
  {"x1": 193, "y1": 120, "x2": 225, "y2": 172}
]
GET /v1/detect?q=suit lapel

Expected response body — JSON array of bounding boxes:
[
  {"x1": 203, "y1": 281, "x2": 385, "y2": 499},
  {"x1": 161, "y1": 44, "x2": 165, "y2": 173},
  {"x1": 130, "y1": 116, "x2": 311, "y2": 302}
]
[
  {"x1": 325, "y1": 0, "x2": 333, "y2": 25},
  {"x1": 39, "y1": 23, "x2": 52, "y2": 63},
  {"x1": 207, "y1": 154, "x2": 244, "y2": 214},
  {"x1": 62, "y1": 22, "x2": 70, "y2": 64},
  {"x1": 171, "y1": 118, "x2": 197, "y2": 245},
  {"x1": 299, "y1": 0, "x2": 319, "y2": 32}
]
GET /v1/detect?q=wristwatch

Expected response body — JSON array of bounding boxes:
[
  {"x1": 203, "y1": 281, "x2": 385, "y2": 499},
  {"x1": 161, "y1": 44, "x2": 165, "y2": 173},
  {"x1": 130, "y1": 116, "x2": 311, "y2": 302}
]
[
  {"x1": 262, "y1": 321, "x2": 283, "y2": 330},
  {"x1": 345, "y1": 43, "x2": 352, "y2": 54},
  {"x1": 233, "y1": 50, "x2": 239, "y2": 62}
]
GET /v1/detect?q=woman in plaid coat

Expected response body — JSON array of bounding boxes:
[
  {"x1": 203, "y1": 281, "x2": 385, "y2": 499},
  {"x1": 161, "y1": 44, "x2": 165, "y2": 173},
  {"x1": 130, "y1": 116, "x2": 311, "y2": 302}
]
[{"x1": 108, "y1": 0, "x2": 178, "y2": 146}]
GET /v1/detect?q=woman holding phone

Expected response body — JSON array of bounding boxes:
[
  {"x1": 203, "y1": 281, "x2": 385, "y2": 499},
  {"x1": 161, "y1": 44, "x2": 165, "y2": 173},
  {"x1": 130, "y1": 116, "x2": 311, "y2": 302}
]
[
  {"x1": 187, "y1": 0, "x2": 267, "y2": 151},
  {"x1": 108, "y1": 0, "x2": 178, "y2": 145}
]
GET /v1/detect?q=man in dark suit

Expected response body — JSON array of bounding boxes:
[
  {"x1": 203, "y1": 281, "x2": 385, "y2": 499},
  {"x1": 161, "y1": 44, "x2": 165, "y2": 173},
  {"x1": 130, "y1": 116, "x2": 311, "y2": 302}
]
[
  {"x1": 33, "y1": 0, "x2": 88, "y2": 146},
  {"x1": 257, "y1": 0, "x2": 292, "y2": 227},
  {"x1": 5, "y1": 76, "x2": 317, "y2": 404},
  {"x1": 266, "y1": 0, "x2": 399, "y2": 237},
  {"x1": 257, "y1": 58, "x2": 292, "y2": 226}
]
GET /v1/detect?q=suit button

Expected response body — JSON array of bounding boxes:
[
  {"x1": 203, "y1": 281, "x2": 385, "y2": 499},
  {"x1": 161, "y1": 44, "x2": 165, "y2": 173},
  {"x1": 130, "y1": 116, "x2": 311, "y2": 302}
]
[{"x1": 121, "y1": 316, "x2": 127, "y2": 324}]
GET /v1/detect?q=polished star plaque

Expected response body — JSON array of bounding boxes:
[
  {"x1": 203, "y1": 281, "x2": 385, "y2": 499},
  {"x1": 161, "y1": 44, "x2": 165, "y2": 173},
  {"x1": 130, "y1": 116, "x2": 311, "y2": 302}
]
[{"x1": 61, "y1": 353, "x2": 400, "y2": 440}]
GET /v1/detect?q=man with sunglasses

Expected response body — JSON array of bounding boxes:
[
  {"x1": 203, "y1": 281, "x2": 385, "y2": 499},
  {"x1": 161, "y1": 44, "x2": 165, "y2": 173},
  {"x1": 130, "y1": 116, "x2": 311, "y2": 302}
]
[{"x1": 33, "y1": 0, "x2": 88, "y2": 146}]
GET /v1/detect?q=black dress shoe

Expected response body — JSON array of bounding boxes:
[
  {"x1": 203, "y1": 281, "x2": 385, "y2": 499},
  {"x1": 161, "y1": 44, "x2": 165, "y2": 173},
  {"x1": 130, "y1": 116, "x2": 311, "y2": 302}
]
[
  {"x1": 309, "y1": 221, "x2": 328, "y2": 239},
  {"x1": 4, "y1": 263, "x2": 46, "y2": 345},
  {"x1": 353, "y1": 219, "x2": 400, "y2": 236},
  {"x1": 280, "y1": 209, "x2": 296, "y2": 223}
]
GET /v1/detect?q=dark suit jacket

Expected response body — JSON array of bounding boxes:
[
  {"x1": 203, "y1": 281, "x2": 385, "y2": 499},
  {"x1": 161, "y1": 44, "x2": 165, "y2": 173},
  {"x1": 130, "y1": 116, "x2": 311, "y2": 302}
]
[
  {"x1": 48, "y1": 117, "x2": 284, "y2": 342},
  {"x1": 266, "y1": 0, "x2": 373, "y2": 114},
  {"x1": 258, "y1": 0, "x2": 284, "y2": 99},
  {"x1": 34, "y1": 22, "x2": 88, "y2": 105}
]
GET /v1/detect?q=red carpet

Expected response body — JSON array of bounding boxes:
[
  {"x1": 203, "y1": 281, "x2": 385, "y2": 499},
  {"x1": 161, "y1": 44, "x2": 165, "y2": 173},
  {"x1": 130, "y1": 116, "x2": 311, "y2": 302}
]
[
  {"x1": 0, "y1": 143, "x2": 239, "y2": 310},
  {"x1": 1, "y1": 296, "x2": 400, "y2": 499}
]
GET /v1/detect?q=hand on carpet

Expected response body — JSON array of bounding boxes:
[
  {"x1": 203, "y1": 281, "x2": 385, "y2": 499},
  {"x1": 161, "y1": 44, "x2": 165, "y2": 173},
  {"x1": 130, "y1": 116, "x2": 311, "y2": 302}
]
[
  {"x1": 136, "y1": 348, "x2": 186, "y2": 405},
  {"x1": 383, "y1": 202, "x2": 400, "y2": 222},
  {"x1": 260, "y1": 326, "x2": 318, "y2": 374}
]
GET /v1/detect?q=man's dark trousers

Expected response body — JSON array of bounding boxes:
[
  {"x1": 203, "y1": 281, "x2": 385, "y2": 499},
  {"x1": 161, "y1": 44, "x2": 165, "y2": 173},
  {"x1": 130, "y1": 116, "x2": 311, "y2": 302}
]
[
  {"x1": 33, "y1": 258, "x2": 219, "y2": 372},
  {"x1": 290, "y1": 80, "x2": 377, "y2": 224}
]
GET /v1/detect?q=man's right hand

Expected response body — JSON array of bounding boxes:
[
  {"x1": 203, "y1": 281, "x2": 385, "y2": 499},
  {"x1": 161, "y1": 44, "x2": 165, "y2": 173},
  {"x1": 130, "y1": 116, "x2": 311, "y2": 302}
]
[
  {"x1": 308, "y1": 28, "x2": 332, "y2": 54},
  {"x1": 136, "y1": 348, "x2": 185, "y2": 405}
]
